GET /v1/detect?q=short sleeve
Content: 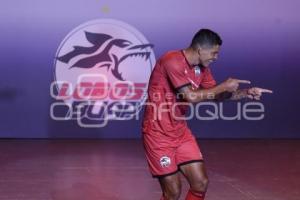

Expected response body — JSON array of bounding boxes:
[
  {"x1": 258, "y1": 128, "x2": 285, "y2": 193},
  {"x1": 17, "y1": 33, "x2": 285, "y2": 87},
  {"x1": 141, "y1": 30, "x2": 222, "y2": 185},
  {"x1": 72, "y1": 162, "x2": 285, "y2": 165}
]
[
  {"x1": 200, "y1": 68, "x2": 217, "y2": 89},
  {"x1": 163, "y1": 60, "x2": 190, "y2": 90}
]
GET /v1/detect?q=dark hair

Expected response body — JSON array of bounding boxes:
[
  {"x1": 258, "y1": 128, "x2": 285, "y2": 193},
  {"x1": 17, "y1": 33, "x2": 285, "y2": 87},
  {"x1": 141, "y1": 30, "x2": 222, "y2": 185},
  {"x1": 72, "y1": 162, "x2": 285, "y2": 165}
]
[{"x1": 190, "y1": 29, "x2": 222, "y2": 49}]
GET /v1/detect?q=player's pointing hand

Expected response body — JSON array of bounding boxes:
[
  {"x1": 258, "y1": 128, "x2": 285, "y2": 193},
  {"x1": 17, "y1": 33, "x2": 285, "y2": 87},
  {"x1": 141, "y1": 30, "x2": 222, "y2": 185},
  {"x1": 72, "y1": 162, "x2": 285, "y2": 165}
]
[
  {"x1": 222, "y1": 78, "x2": 251, "y2": 92},
  {"x1": 247, "y1": 87, "x2": 273, "y2": 100}
]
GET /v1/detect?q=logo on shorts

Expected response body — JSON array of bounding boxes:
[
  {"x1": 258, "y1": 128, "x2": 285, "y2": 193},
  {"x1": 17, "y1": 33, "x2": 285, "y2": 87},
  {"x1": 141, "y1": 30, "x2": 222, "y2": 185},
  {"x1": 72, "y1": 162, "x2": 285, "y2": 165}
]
[
  {"x1": 160, "y1": 156, "x2": 171, "y2": 167},
  {"x1": 51, "y1": 19, "x2": 155, "y2": 127}
]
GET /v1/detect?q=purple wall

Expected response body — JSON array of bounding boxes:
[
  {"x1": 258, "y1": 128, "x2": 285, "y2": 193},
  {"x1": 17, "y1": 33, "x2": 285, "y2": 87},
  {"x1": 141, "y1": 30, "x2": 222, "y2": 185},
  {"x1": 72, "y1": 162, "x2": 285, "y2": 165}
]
[{"x1": 0, "y1": 0, "x2": 299, "y2": 138}]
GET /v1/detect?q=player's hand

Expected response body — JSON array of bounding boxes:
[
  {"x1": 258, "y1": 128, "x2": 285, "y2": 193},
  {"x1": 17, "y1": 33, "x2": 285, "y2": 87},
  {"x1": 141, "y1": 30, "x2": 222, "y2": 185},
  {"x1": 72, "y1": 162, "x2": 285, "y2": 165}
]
[
  {"x1": 222, "y1": 78, "x2": 251, "y2": 92},
  {"x1": 247, "y1": 87, "x2": 273, "y2": 100}
]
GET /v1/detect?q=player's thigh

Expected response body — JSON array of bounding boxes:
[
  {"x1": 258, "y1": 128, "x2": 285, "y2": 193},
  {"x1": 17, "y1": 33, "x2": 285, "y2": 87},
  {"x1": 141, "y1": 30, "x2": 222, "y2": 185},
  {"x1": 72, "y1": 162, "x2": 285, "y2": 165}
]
[
  {"x1": 175, "y1": 130, "x2": 204, "y2": 166},
  {"x1": 143, "y1": 133, "x2": 178, "y2": 177},
  {"x1": 158, "y1": 172, "x2": 182, "y2": 196},
  {"x1": 179, "y1": 161, "x2": 208, "y2": 182},
  {"x1": 179, "y1": 162, "x2": 209, "y2": 191}
]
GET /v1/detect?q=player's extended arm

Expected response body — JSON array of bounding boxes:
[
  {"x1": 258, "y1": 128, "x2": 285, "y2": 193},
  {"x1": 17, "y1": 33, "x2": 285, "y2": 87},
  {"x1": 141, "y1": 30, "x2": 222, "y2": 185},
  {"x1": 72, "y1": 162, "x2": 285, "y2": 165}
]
[
  {"x1": 178, "y1": 78, "x2": 251, "y2": 103},
  {"x1": 232, "y1": 87, "x2": 273, "y2": 100},
  {"x1": 216, "y1": 87, "x2": 273, "y2": 101}
]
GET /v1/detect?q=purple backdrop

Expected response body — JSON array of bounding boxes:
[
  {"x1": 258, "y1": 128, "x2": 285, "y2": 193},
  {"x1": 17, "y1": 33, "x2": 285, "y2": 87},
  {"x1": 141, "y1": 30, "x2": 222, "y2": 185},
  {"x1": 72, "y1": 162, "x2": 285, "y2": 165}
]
[{"x1": 0, "y1": 0, "x2": 299, "y2": 138}]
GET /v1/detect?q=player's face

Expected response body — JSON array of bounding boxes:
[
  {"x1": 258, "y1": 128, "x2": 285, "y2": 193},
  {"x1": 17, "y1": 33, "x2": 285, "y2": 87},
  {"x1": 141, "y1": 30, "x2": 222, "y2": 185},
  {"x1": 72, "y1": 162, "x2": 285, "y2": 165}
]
[{"x1": 198, "y1": 45, "x2": 220, "y2": 67}]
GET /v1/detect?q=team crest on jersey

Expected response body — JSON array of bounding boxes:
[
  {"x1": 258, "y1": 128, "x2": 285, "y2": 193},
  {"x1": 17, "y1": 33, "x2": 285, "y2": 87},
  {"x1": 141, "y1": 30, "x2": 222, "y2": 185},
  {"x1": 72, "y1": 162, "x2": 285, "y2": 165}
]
[{"x1": 51, "y1": 19, "x2": 155, "y2": 127}]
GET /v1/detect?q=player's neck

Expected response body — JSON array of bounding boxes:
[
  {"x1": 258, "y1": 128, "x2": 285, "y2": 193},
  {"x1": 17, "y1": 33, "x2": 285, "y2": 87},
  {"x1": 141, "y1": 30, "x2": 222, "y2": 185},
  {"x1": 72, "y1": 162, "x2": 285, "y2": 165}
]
[{"x1": 183, "y1": 48, "x2": 198, "y2": 67}]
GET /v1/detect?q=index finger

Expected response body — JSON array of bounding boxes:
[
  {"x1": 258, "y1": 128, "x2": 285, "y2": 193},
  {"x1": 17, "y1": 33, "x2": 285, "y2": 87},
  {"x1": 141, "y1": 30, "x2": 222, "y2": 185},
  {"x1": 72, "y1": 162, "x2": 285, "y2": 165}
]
[
  {"x1": 236, "y1": 79, "x2": 251, "y2": 84},
  {"x1": 258, "y1": 88, "x2": 273, "y2": 93}
]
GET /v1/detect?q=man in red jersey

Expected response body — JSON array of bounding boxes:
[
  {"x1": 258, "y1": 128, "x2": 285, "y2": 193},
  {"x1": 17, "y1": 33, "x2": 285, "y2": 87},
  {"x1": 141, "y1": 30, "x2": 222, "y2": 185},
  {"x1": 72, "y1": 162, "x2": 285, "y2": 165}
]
[{"x1": 142, "y1": 29, "x2": 272, "y2": 200}]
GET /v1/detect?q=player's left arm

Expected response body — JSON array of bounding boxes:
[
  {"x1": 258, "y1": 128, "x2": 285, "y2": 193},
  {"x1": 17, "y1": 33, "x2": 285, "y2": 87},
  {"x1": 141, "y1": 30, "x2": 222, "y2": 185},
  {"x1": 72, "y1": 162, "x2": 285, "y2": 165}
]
[
  {"x1": 200, "y1": 68, "x2": 273, "y2": 101},
  {"x1": 232, "y1": 87, "x2": 273, "y2": 100},
  {"x1": 216, "y1": 87, "x2": 273, "y2": 101}
]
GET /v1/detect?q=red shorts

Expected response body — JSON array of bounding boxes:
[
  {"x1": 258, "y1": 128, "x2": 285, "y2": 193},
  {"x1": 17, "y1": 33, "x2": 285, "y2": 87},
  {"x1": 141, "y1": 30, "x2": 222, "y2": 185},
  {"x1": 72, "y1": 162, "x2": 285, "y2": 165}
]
[{"x1": 143, "y1": 128, "x2": 203, "y2": 178}]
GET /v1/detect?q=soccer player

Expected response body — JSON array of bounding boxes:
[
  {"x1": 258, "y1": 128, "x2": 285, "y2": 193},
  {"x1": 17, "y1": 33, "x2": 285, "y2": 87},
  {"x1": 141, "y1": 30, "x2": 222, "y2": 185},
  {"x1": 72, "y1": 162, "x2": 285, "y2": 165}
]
[{"x1": 142, "y1": 29, "x2": 272, "y2": 200}]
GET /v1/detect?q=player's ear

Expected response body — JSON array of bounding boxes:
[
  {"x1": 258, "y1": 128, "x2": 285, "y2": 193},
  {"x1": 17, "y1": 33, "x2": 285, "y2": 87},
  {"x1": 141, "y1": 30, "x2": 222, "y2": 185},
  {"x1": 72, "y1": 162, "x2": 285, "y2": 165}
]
[{"x1": 197, "y1": 47, "x2": 203, "y2": 56}]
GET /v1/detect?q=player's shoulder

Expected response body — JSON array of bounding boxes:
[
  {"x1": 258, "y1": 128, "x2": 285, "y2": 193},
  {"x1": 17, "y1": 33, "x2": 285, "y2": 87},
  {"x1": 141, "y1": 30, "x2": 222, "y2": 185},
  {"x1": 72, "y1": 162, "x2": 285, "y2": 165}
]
[
  {"x1": 160, "y1": 50, "x2": 183, "y2": 62},
  {"x1": 159, "y1": 50, "x2": 184, "y2": 68}
]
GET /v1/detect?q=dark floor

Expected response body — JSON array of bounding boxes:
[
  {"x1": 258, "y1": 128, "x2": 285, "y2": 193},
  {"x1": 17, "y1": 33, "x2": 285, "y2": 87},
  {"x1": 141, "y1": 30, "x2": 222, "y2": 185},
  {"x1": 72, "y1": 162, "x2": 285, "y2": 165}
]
[{"x1": 0, "y1": 139, "x2": 299, "y2": 200}]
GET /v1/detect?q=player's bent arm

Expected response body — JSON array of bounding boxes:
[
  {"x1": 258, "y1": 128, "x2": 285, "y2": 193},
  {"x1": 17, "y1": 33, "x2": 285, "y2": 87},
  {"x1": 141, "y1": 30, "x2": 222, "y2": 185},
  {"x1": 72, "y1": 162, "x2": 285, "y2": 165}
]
[
  {"x1": 178, "y1": 84, "x2": 227, "y2": 103},
  {"x1": 178, "y1": 78, "x2": 251, "y2": 103},
  {"x1": 216, "y1": 88, "x2": 273, "y2": 101},
  {"x1": 215, "y1": 89, "x2": 249, "y2": 101},
  {"x1": 230, "y1": 89, "x2": 250, "y2": 100}
]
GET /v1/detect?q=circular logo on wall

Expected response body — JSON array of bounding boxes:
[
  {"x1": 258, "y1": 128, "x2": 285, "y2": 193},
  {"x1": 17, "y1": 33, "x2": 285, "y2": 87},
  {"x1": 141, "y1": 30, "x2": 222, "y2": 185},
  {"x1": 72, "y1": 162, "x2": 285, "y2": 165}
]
[{"x1": 52, "y1": 19, "x2": 155, "y2": 127}]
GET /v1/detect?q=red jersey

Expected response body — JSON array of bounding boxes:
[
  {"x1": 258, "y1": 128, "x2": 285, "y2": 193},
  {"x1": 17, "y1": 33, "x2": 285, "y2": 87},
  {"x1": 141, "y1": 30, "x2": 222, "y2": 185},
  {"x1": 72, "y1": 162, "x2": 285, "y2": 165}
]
[{"x1": 142, "y1": 50, "x2": 216, "y2": 138}]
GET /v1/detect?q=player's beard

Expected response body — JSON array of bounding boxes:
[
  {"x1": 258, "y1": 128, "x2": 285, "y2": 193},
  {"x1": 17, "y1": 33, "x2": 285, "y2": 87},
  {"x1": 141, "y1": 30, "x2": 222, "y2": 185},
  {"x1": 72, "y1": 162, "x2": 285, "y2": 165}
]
[{"x1": 203, "y1": 59, "x2": 214, "y2": 67}]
